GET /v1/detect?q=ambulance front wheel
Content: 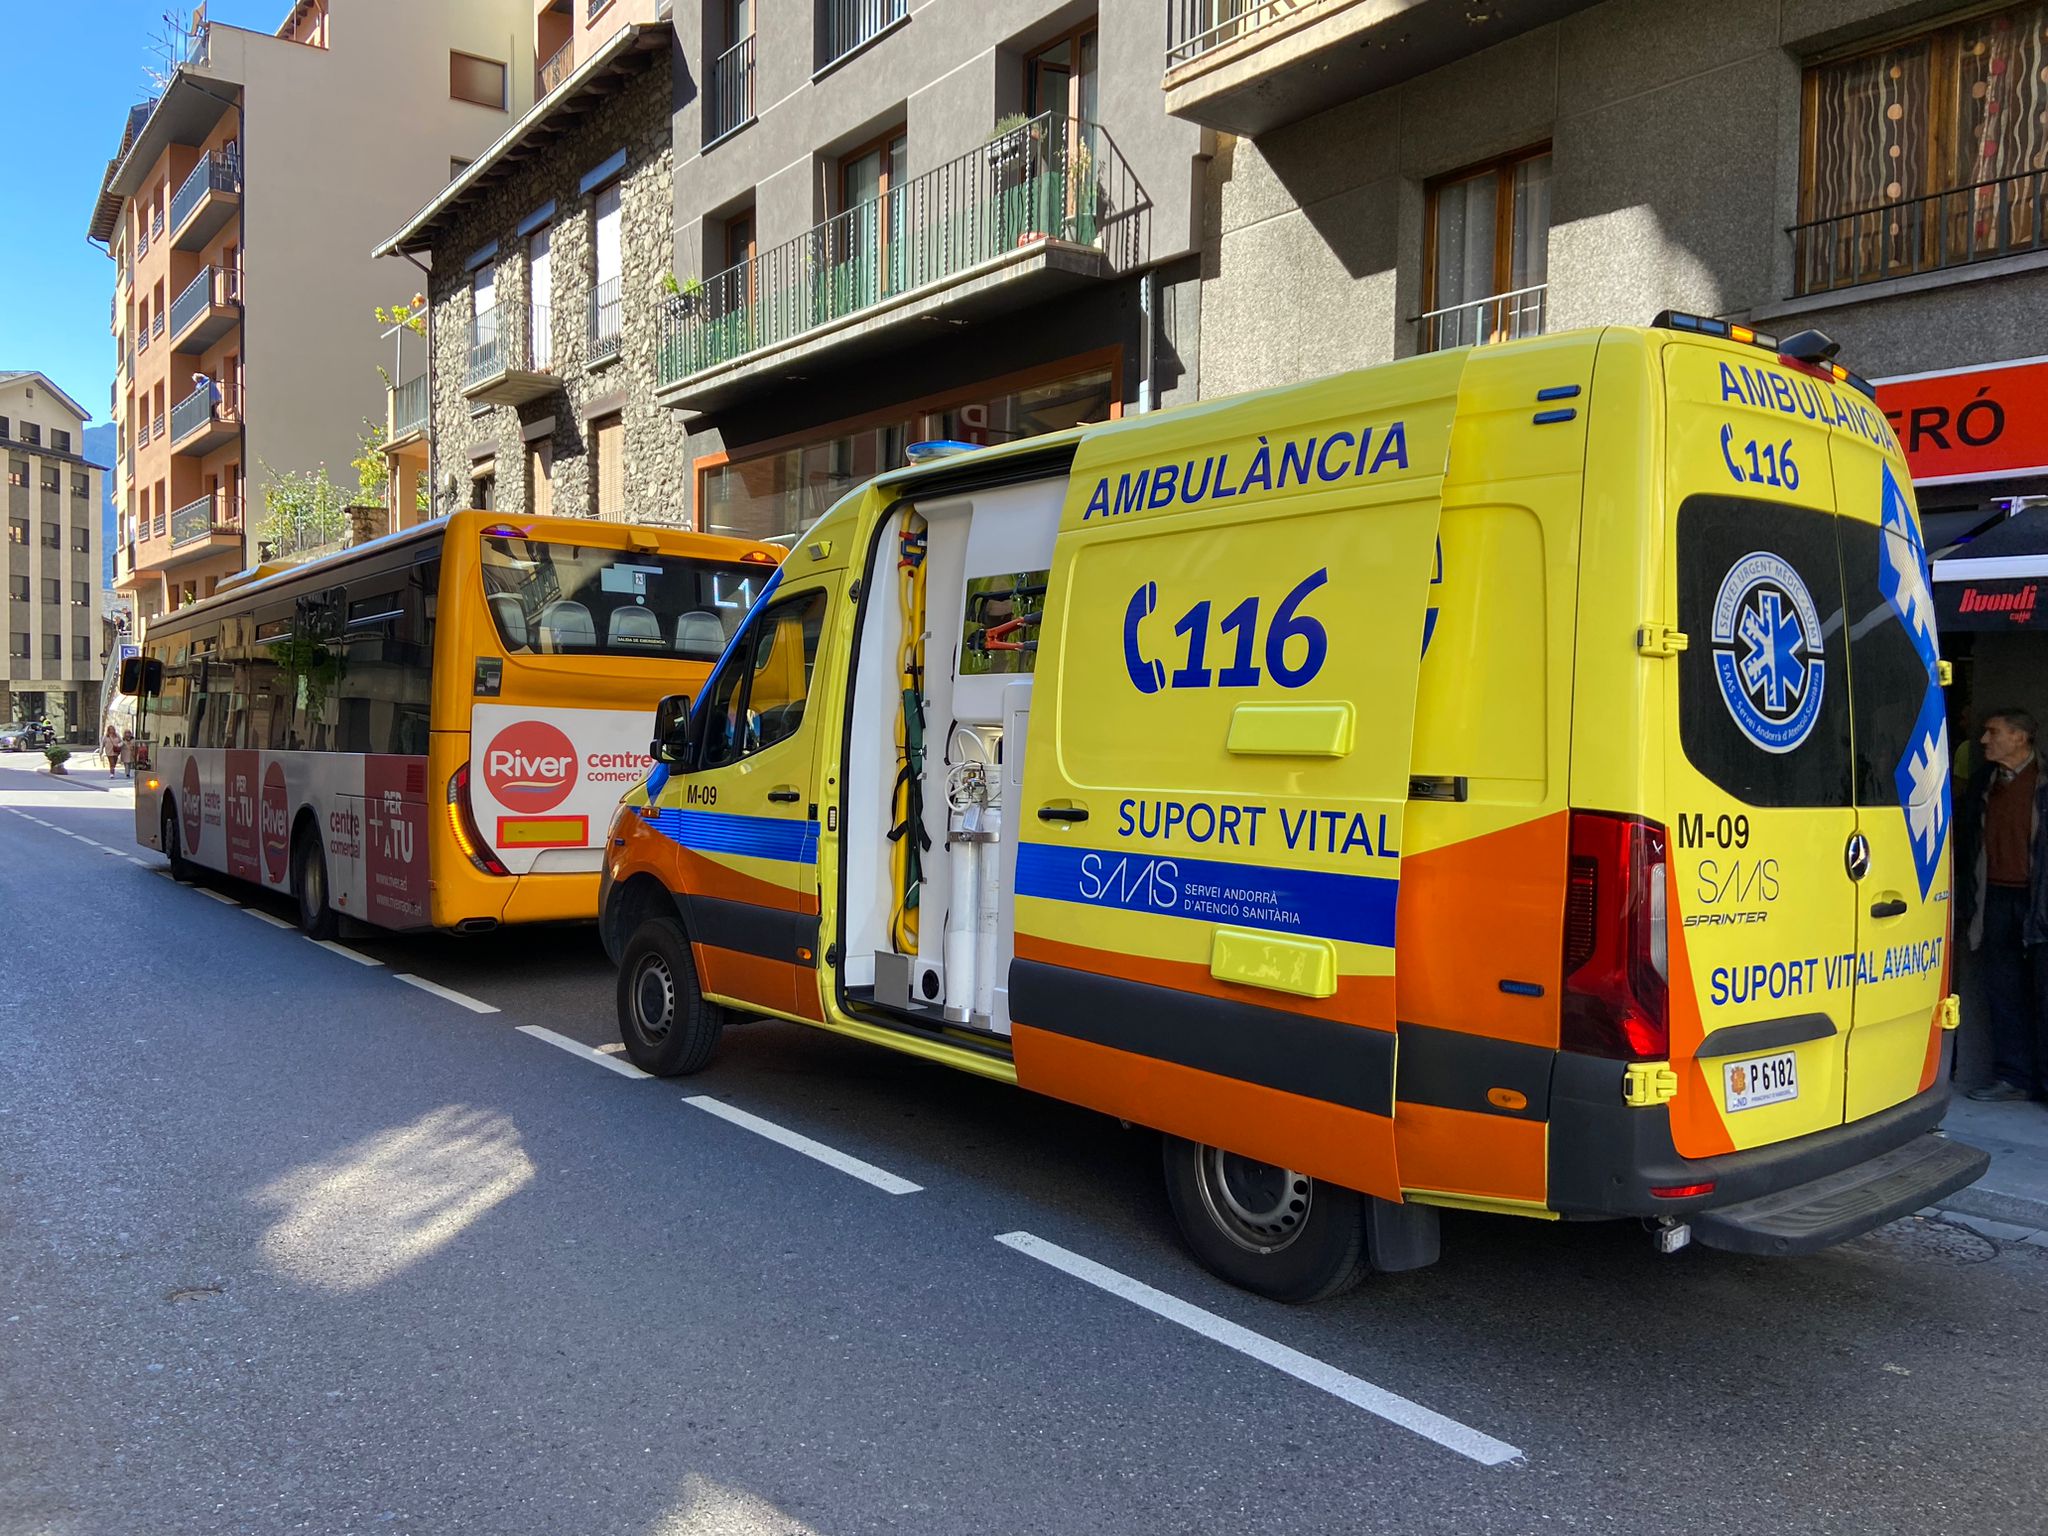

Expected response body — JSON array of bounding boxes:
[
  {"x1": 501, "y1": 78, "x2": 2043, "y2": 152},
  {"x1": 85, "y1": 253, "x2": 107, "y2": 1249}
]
[
  {"x1": 1162, "y1": 1137, "x2": 1368, "y2": 1304},
  {"x1": 617, "y1": 915, "x2": 725, "y2": 1076}
]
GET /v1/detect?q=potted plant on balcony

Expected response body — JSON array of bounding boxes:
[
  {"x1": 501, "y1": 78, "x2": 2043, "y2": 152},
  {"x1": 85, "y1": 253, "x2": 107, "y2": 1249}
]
[{"x1": 660, "y1": 271, "x2": 706, "y2": 318}]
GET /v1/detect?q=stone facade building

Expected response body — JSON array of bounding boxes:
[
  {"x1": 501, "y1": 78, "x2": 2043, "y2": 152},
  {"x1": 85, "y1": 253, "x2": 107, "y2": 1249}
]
[{"x1": 380, "y1": 23, "x2": 689, "y2": 526}]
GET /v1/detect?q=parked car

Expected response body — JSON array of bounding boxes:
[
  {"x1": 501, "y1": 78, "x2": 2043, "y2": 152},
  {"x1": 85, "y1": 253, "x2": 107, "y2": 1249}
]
[{"x1": 0, "y1": 720, "x2": 55, "y2": 751}]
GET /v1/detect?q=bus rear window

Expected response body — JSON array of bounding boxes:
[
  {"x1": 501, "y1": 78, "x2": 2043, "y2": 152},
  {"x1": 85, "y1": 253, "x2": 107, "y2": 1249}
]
[{"x1": 479, "y1": 536, "x2": 766, "y2": 660}]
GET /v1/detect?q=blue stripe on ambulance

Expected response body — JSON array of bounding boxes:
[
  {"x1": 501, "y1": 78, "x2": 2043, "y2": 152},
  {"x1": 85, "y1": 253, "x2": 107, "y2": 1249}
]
[
  {"x1": 1014, "y1": 842, "x2": 1397, "y2": 949},
  {"x1": 646, "y1": 808, "x2": 820, "y2": 866}
]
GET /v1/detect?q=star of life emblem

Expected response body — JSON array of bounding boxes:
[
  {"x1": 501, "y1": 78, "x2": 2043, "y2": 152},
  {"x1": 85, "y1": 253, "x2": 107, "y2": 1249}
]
[{"x1": 1711, "y1": 551, "x2": 1827, "y2": 754}]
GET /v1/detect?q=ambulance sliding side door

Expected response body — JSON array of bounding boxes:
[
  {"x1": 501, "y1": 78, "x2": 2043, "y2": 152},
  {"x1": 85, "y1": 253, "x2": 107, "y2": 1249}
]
[{"x1": 1008, "y1": 358, "x2": 1463, "y2": 1199}]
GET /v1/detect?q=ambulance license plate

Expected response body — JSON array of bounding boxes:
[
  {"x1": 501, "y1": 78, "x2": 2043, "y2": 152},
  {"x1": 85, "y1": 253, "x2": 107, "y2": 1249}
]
[{"x1": 1725, "y1": 1051, "x2": 1798, "y2": 1112}]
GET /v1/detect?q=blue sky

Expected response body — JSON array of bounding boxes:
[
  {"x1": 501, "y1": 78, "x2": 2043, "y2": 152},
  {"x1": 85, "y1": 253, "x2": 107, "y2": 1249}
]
[{"x1": 0, "y1": 2, "x2": 281, "y2": 425}]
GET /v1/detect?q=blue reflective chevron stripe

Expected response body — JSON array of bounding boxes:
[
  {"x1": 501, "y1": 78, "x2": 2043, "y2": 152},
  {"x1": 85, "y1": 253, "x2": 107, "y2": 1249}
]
[
  {"x1": 1014, "y1": 842, "x2": 1397, "y2": 948},
  {"x1": 647, "y1": 807, "x2": 818, "y2": 865}
]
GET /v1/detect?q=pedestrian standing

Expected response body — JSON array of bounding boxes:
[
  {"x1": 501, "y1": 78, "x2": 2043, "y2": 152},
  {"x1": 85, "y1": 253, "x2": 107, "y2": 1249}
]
[{"x1": 1961, "y1": 707, "x2": 2048, "y2": 1102}]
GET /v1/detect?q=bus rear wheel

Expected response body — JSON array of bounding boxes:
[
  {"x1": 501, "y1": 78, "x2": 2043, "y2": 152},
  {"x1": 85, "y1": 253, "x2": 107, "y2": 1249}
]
[
  {"x1": 161, "y1": 804, "x2": 194, "y2": 884},
  {"x1": 292, "y1": 832, "x2": 339, "y2": 940},
  {"x1": 616, "y1": 915, "x2": 724, "y2": 1076},
  {"x1": 1162, "y1": 1136, "x2": 1369, "y2": 1303}
]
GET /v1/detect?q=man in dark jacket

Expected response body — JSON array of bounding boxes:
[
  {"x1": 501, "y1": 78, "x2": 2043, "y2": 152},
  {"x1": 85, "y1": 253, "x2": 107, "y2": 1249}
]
[{"x1": 1960, "y1": 707, "x2": 2048, "y2": 1102}]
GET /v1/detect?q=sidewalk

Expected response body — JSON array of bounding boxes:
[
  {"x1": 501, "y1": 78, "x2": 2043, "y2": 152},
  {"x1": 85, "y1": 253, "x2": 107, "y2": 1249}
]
[
  {"x1": 0, "y1": 752, "x2": 137, "y2": 799},
  {"x1": 1936, "y1": 1095, "x2": 2048, "y2": 1240}
]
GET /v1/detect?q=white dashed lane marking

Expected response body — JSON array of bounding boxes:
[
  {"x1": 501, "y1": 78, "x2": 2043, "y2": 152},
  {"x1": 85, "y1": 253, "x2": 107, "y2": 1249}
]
[
  {"x1": 195, "y1": 887, "x2": 240, "y2": 906},
  {"x1": 684, "y1": 1096, "x2": 923, "y2": 1195},
  {"x1": 306, "y1": 937, "x2": 381, "y2": 967},
  {"x1": 241, "y1": 907, "x2": 297, "y2": 930},
  {"x1": 394, "y1": 973, "x2": 500, "y2": 1014},
  {"x1": 995, "y1": 1231, "x2": 1524, "y2": 1467},
  {"x1": 517, "y1": 1026, "x2": 649, "y2": 1079}
]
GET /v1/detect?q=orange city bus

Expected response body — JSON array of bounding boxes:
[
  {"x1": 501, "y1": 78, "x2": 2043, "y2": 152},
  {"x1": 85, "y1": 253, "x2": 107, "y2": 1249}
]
[{"x1": 122, "y1": 509, "x2": 781, "y2": 936}]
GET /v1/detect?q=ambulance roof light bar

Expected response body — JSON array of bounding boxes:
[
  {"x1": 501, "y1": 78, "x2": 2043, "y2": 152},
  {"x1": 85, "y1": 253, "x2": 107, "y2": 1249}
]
[{"x1": 1650, "y1": 310, "x2": 1879, "y2": 403}]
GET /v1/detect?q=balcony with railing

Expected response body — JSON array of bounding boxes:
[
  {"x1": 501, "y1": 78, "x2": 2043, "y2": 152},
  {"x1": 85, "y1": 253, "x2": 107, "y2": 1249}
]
[
  {"x1": 166, "y1": 491, "x2": 244, "y2": 563},
  {"x1": 169, "y1": 265, "x2": 242, "y2": 354},
  {"x1": 169, "y1": 381, "x2": 241, "y2": 457},
  {"x1": 171, "y1": 146, "x2": 242, "y2": 250},
  {"x1": 539, "y1": 37, "x2": 574, "y2": 97},
  {"x1": 1416, "y1": 283, "x2": 1547, "y2": 354},
  {"x1": 465, "y1": 304, "x2": 557, "y2": 405},
  {"x1": 706, "y1": 34, "x2": 755, "y2": 144},
  {"x1": 1791, "y1": 169, "x2": 2048, "y2": 298},
  {"x1": 658, "y1": 113, "x2": 1136, "y2": 410},
  {"x1": 821, "y1": 0, "x2": 906, "y2": 70},
  {"x1": 588, "y1": 280, "x2": 622, "y2": 365},
  {"x1": 388, "y1": 372, "x2": 430, "y2": 447},
  {"x1": 1162, "y1": 0, "x2": 1598, "y2": 138}
]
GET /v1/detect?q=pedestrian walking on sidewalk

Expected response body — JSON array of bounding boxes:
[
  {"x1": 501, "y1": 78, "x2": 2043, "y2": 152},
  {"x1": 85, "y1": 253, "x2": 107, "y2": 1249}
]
[
  {"x1": 119, "y1": 730, "x2": 136, "y2": 779},
  {"x1": 1961, "y1": 707, "x2": 2048, "y2": 1103},
  {"x1": 102, "y1": 724, "x2": 120, "y2": 777}
]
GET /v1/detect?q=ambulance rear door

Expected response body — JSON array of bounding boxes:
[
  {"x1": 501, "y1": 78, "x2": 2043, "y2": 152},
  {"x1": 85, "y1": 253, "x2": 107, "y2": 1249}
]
[{"x1": 1009, "y1": 354, "x2": 1463, "y2": 1200}]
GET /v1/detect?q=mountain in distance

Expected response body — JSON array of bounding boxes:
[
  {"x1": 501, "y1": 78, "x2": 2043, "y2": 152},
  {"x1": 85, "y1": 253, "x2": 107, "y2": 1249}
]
[{"x1": 83, "y1": 423, "x2": 116, "y2": 588}]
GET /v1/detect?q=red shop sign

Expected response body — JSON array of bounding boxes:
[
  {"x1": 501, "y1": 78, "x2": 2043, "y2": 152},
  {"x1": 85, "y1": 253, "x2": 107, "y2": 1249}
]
[{"x1": 1874, "y1": 356, "x2": 2048, "y2": 486}]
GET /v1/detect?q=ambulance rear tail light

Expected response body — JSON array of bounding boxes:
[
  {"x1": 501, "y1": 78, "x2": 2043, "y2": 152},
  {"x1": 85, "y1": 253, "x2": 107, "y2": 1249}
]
[
  {"x1": 1562, "y1": 811, "x2": 1670, "y2": 1061},
  {"x1": 447, "y1": 762, "x2": 509, "y2": 877}
]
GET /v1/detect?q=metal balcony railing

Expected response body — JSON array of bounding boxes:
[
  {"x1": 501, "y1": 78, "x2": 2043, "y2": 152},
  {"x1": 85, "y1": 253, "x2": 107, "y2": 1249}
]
[
  {"x1": 468, "y1": 305, "x2": 554, "y2": 385},
  {"x1": 153, "y1": 411, "x2": 166, "y2": 442},
  {"x1": 151, "y1": 311, "x2": 164, "y2": 341},
  {"x1": 172, "y1": 146, "x2": 241, "y2": 233},
  {"x1": 151, "y1": 207, "x2": 165, "y2": 240},
  {"x1": 588, "y1": 279, "x2": 622, "y2": 363},
  {"x1": 1416, "y1": 282, "x2": 1547, "y2": 353},
  {"x1": 170, "y1": 492, "x2": 241, "y2": 549},
  {"x1": 170, "y1": 382, "x2": 236, "y2": 444},
  {"x1": 391, "y1": 373, "x2": 429, "y2": 439},
  {"x1": 659, "y1": 113, "x2": 1129, "y2": 387},
  {"x1": 707, "y1": 34, "x2": 755, "y2": 142},
  {"x1": 539, "y1": 38, "x2": 574, "y2": 96},
  {"x1": 1791, "y1": 168, "x2": 2048, "y2": 297},
  {"x1": 137, "y1": 324, "x2": 152, "y2": 356},
  {"x1": 821, "y1": 0, "x2": 905, "y2": 66},
  {"x1": 169, "y1": 265, "x2": 238, "y2": 338},
  {"x1": 153, "y1": 505, "x2": 166, "y2": 538},
  {"x1": 1165, "y1": 0, "x2": 1314, "y2": 68}
]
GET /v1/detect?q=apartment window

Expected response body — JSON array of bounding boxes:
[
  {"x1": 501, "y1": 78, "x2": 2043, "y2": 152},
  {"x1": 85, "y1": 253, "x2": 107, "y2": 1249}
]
[
  {"x1": 41, "y1": 467, "x2": 59, "y2": 494},
  {"x1": 73, "y1": 635, "x2": 89, "y2": 666},
  {"x1": 42, "y1": 578, "x2": 59, "y2": 605},
  {"x1": 43, "y1": 634, "x2": 59, "y2": 663},
  {"x1": 473, "y1": 469, "x2": 496, "y2": 511},
  {"x1": 591, "y1": 183, "x2": 623, "y2": 360},
  {"x1": 1796, "y1": 1, "x2": 2048, "y2": 294},
  {"x1": 20, "y1": 422, "x2": 40, "y2": 447},
  {"x1": 72, "y1": 472, "x2": 89, "y2": 499},
  {"x1": 72, "y1": 582, "x2": 88, "y2": 607},
  {"x1": 42, "y1": 523, "x2": 60, "y2": 549},
  {"x1": 836, "y1": 129, "x2": 908, "y2": 295},
  {"x1": 530, "y1": 224, "x2": 554, "y2": 370},
  {"x1": 7, "y1": 459, "x2": 25, "y2": 488},
  {"x1": 450, "y1": 51, "x2": 508, "y2": 110},
  {"x1": 8, "y1": 634, "x2": 25, "y2": 660},
  {"x1": 51, "y1": 429, "x2": 70, "y2": 454},
  {"x1": 593, "y1": 414, "x2": 624, "y2": 521},
  {"x1": 820, "y1": 0, "x2": 906, "y2": 67},
  {"x1": 1421, "y1": 146, "x2": 1550, "y2": 352},
  {"x1": 0, "y1": 416, "x2": 8, "y2": 439},
  {"x1": 7, "y1": 519, "x2": 24, "y2": 545},
  {"x1": 1027, "y1": 22, "x2": 1099, "y2": 123},
  {"x1": 7, "y1": 576, "x2": 25, "y2": 601},
  {"x1": 71, "y1": 530, "x2": 89, "y2": 554}
]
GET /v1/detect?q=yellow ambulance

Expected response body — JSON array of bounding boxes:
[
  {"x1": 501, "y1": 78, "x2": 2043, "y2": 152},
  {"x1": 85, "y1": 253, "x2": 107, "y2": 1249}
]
[{"x1": 599, "y1": 316, "x2": 1987, "y2": 1301}]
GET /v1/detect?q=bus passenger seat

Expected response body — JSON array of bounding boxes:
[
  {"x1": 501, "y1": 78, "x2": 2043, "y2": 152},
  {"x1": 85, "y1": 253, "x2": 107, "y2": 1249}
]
[
  {"x1": 489, "y1": 594, "x2": 530, "y2": 651},
  {"x1": 536, "y1": 600, "x2": 595, "y2": 653},
  {"x1": 675, "y1": 610, "x2": 725, "y2": 658},
  {"x1": 609, "y1": 606, "x2": 663, "y2": 647}
]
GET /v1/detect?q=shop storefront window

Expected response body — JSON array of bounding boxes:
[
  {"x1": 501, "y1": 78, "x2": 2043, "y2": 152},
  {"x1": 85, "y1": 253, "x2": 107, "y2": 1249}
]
[{"x1": 700, "y1": 363, "x2": 1116, "y2": 543}]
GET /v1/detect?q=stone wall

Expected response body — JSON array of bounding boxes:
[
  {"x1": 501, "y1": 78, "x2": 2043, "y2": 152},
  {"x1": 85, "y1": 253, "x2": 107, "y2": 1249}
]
[{"x1": 426, "y1": 43, "x2": 692, "y2": 525}]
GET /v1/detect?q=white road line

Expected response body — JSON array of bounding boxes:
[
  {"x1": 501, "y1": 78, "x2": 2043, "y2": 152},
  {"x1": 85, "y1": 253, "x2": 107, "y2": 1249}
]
[
  {"x1": 195, "y1": 887, "x2": 240, "y2": 906},
  {"x1": 517, "y1": 1025, "x2": 650, "y2": 1079},
  {"x1": 127, "y1": 857, "x2": 152, "y2": 868},
  {"x1": 683, "y1": 1096, "x2": 923, "y2": 1195},
  {"x1": 241, "y1": 907, "x2": 297, "y2": 930},
  {"x1": 305, "y1": 937, "x2": 381, "y2": 967},
  {"x1": 100, "y1": 846, "x2": 124, "y2": 857},
  {"x1": 153, "y1": 870, "x2": 175, "y2": 882},
  {"x1": 394, "y1": 973, "x2": 500, "y2": 1014},
  {"x1": 994, "y1": 1231, "x2": 1524, "y2": 1467}
]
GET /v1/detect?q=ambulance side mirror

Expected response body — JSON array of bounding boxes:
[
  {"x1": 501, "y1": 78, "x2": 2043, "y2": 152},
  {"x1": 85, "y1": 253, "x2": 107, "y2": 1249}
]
[
  {"x1": 118, "y1": 656, "x2": 162, "y2": 697},
  {"x1": 650, "y1": 693, "x2": 693, "y2": 767}
]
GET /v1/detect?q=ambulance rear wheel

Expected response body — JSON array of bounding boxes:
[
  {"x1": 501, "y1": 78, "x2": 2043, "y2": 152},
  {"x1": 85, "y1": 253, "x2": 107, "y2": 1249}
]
[
  {"x1": 1162, "y1": 1137, "x2": 1368, "y2": 1304},
  {"x1": 617, "y1": 915, "x2": 724, "y2": 1076}
]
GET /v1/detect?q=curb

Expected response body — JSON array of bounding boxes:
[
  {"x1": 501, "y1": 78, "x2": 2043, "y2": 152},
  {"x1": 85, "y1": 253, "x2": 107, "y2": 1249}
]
[{"x1": 1934, "y1": 1180, "x2": 2048, "y2": 1232}]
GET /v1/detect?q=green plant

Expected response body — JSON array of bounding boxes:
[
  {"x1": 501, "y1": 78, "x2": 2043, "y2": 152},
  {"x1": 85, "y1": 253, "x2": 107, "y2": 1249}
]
[
  {"x1": 257, "y1": 461, "x2": 348, "y2": 554},
  {"x1": 988, "y1": 113, "x2": 1030, "y2": 142},
  {"x1": 375, "y1": 297, "x2": 428, "y2": 336},
  {"x1": 662, "y1": 272, "x2": 706, "y2": 299},
  {"x1": 43, "y1": 745, "x2": 70, "y2": 771},
  {"x1": 352, "y1": 418, "x2": 389, "y2": 506}
]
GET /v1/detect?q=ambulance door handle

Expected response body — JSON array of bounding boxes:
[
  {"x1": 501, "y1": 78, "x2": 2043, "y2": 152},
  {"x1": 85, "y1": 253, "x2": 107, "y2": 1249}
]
[
  {"x1": 767, "y1": 787, "x2": 802, "y2": 803},
  {"x1": 1869, "y1": 897, "x2": 1908, "y2": 919},
  {"x1": 1037, "y1": 804, "x2": 1089, "y2": 823}
]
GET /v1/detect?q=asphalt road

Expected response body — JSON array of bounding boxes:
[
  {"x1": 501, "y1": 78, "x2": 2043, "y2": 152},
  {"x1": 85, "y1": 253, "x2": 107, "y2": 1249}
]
[{"x1": 4, "y1": 764, "x2": 2047, "y2": 1535}]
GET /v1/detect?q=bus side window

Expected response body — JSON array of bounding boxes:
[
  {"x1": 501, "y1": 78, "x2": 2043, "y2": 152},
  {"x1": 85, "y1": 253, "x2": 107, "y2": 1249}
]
[{"x1": 337, "y1": 567, "x2": 433, "y2": 755}]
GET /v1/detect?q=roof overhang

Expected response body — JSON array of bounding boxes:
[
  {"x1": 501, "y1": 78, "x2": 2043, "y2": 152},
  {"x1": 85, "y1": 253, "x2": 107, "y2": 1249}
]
[
  {"x1": 88, "y1": 75, "x2": 236, "y2": 244},
  {"x1": 373, "y1": 22, "x2": 670, "y2": 261},
  {"x1": 0, "y1": 370, "x2": 93, "y2": 423}
]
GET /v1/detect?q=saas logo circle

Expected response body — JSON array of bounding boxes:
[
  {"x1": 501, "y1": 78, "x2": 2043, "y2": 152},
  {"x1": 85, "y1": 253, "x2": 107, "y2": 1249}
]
[
  {"x1": 261, "y1": 761, "x2": 291, "y2": 885},
  {"x1": 179, "y1": 756, "x2": 203, "y2": 851},
  {"x1": 1710, "y1": 551, "x2": 1826, "y2": 754},
  {"x1": 483, "y1": 720, "x2": 578, "y2": 812}
]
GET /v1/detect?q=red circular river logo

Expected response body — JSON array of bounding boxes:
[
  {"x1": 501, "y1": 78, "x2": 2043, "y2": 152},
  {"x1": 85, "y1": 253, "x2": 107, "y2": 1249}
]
[
  {"x1": 482, "y1": 720, "x2": 578, "y2": 812},
  {"x1": 179, "y1": 757, "x2": 202, "y2": 851},
  {"x1": 261, "y1": 760, "x2": 291, "y2": 884}
]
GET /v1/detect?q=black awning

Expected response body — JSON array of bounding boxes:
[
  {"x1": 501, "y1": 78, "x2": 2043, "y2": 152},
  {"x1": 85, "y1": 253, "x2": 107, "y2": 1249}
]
[{"x1": 1933, "y1": 505, "x2": 2048, "y2": 628}]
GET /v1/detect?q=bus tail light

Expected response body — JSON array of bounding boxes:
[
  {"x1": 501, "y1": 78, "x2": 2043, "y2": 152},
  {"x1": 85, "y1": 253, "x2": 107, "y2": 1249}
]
[
  {"x1": 1562, "y1": 811, "x2": 1670, "y2": 1061},
  {"x1": 447, "y1": 763, "x2": 509, "y2": 877}
]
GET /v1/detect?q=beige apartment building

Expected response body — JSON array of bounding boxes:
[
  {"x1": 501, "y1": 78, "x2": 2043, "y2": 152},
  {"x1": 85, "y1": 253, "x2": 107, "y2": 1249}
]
[
  {"x1": 87, "y1": 0, "x2": 540, "y2": 625},
  {"x1": 1, "y1": 373, "x2": 105, "y2": 740}
]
